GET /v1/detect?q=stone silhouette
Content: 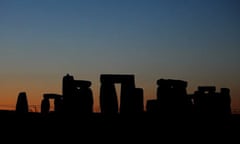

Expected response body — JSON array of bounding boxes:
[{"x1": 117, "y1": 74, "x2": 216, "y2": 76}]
[
  {"x1": 41, "y1": 94, "x2": 63, "y2": 115},
  {"x1": 62, "y1": 74, "x2": 93, "y2": 115},
  {"x1": 147, "y1": 79, "x2": 192, "y2": 116},
  {"x1": 146, "y1": 99, "x2": 160, "y2": 114},
  {"x1": 75, "y1": 80, "x2": 94, "y2": 114},
  {"x1": 219, "y1": 88, "x2": 232, "y2": 117},
  {"x1": 41, "y1": 95, "x2": 50, "y2": 115},
  {"x1": 100, "y1": 81, "x2": 118, "y2": 115},
  {"x1": 100, "y1": 74, "x2": 144, "y2": 115},
  {"x1": 193, "y1": 86, "x2": 232, "y2": 119},
  {"x1": 16, "y1": 92, "x2": 29, "y2": 114}
]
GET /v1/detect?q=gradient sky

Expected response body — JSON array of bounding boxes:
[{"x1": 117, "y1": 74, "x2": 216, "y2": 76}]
[{"x1": 0, "y1": 0, "x2": 239, "y2": 112}]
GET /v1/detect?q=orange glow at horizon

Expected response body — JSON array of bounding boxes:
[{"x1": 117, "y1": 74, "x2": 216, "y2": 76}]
[{"x1": 0, "y1": 79, "x2": 239, "y2": 114}]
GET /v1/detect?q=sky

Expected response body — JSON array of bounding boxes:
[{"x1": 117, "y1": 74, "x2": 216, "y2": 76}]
[{"x1": 0, "y1": 0, "x2": 239, "y2": 113}]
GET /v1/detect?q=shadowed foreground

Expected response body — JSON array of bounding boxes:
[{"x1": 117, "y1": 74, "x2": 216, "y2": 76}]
[{"x1": 1, "y1": 110, "x2": 240, "y2": 142}]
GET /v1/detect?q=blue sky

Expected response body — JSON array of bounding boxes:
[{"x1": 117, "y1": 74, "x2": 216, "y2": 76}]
[{"x1": 0, "y1": 0, "x2": 239, "y2": 112}]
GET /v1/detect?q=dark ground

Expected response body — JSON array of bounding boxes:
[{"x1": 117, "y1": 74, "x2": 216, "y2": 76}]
[{"x1": 0, "y1": 110, "x2": 240, "y2": 142}]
